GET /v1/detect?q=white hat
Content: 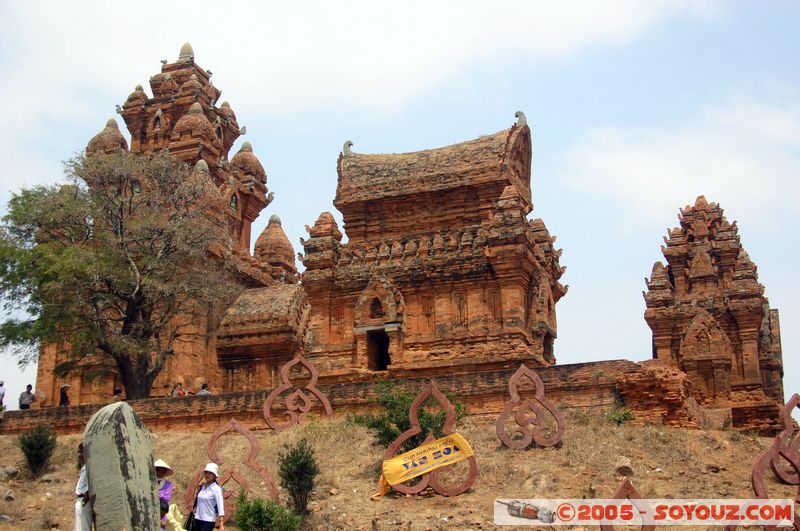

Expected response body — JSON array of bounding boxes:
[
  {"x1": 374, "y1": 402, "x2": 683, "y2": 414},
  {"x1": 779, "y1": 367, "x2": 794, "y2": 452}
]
[
  {"x1": 204, "y1": 463, "x2": 219, "y2": 477},
  {"x1": 154, "y1": 459, "x2": 173, "y2": 477},
  {"x1": 61, "y1": 384, "x2": 71, "y2": 389}
]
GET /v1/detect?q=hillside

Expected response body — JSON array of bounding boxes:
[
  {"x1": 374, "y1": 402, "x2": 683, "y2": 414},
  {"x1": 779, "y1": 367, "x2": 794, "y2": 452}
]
[{"x1": 0, "y1": 411, "x2": 793, "y2": 530}]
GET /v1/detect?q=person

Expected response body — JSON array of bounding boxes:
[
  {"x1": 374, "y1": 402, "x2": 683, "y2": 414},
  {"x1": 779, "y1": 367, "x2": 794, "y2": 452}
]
[
  {"x1": 111, "y1": 388, "x2": 123, "y2": 402},
  {"x1": 59, "y1": 383, "x2": 71, "y2": 406},
  {"x1": 171, "y1": 383, "x2": 186, "y2": 397},
  {"x1": 193, "y1": 463, "x2": 225, "y2": 531},
  {"x1": 163, "y1": 502, "x2": 185, "y2": 531},
  {"x1": 0, "y1": 380, "x2": 5, "y2": 408},
  {"x1": 74, "y1": 443, "x2": 93, "y2": 531},
  {"x1": 154, "y1": 459, "x2": 174, "y2": 504},
  {"x1": 19, "y1": 384, "x2": 35, "y2": 410},
  {"x1": 196, "y1": 383, "x2": 212, "y2": 396}
]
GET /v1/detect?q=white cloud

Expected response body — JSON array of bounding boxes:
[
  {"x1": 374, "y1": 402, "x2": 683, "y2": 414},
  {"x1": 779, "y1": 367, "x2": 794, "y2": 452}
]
[
  {"x1": 559, "y1": 91, "x2": 800, "y2": 226},
  {"x1": 0, "y1": 0, "x2": 716, "y2": 197}
]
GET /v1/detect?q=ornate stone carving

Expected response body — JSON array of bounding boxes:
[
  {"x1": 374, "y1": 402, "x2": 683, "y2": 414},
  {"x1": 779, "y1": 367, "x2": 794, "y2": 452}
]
[
  {"x1": 383, "y1": 380, "x2": 477, "y2": 496},
  {"x1": 496, "y1": 364, "x2": 565, "y2": 449},
  {"x1": 354, "y1": 275, "x2": 405, "y2": 328},
  {"x1": 184, "y1": 417, "x2": 278, "y2": 524},
  {"x1": 263, "y1": 352, "x2": 333, "y2": 431}
]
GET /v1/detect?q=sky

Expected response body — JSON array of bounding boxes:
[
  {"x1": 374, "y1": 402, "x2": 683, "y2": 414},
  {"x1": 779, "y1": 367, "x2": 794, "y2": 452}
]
[{"x1": 0, "y1": 1, "x2": 798, "y2": 413}]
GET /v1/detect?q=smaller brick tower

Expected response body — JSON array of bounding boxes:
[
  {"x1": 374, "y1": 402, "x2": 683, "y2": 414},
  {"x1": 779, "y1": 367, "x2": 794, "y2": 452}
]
[{"x1": 644, "y1": 196, "x2": 783, "y2": 431}]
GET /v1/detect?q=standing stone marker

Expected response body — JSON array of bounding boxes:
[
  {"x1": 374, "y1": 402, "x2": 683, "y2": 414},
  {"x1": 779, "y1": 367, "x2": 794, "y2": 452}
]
[{"x1": 83, "y1": 402, "x2": 160, "y2": 531}]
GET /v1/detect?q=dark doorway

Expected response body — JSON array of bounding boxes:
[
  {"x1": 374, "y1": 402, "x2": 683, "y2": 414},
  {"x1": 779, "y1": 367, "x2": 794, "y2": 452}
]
[
  {"x1": 367, "y1": 329, "x2": 390, "y2": 371},
  {"x1": 543, "y1": 332, "x2": 554, "y2": 364}
]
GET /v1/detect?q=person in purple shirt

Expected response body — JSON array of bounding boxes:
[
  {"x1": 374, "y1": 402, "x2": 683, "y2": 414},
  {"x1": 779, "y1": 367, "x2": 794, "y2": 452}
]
[{"x1": 154, "y1": 459, "x2": 174, "y2": 504}]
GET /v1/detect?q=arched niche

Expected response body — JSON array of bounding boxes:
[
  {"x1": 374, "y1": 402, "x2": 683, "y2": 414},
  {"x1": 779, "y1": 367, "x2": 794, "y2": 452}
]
[{"x1": 353, "y1": 275, "x2": 405, "y2": 372}]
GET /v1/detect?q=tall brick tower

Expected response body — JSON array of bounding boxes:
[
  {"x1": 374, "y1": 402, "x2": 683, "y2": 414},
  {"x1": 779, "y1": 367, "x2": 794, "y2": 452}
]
[
  {"x1": 119, "y1": 43, "x2": 270, "y2": 253},
  {"x1": 36, "y1": 44, "x2": 288, "y2": 405}
]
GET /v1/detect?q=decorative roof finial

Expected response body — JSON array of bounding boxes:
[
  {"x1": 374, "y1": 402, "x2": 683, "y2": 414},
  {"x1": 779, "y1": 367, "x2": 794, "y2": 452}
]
[
  {"x1": 194, "y1": 160, "x2": 209, "y2": 174},
  {"x1": 343, "y1": 140, "x2": 354, "y2": 156},
  {"x1": 515, "y1": 111, "x2": 527, "y2": 127},
  {"x1": 240, "y1": 141, "x2": 253, "y2": 153},
  {"x1": 269, "y1": 214, "x2": 282, "y2": 226},
  {"x1": 106, "y1": 118, "x2": 119, "y2": 129},
  {"x1": 188, "y1": 102, "x2": 203, "y2": 114},
  {"x1": 179, "y1": 43, "x2": 194, "y2": 61}
]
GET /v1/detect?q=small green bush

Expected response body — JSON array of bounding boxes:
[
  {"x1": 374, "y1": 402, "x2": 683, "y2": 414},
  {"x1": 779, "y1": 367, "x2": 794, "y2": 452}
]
[
  {"x1": 278, "y1": 439, "x2": 319, "y2": 516},
  {"x1": 18, "y1": 424, "x2": 57, "y2": 476},
  {"x1": 351, "y1": 380, "x2": 467, "y2": 452},
  {"x1": 233, "y1": 489, "x2": 301, "y2": 531},
  {"x1": 607, "y1": 407, "x2": 635, "y2": 426}
]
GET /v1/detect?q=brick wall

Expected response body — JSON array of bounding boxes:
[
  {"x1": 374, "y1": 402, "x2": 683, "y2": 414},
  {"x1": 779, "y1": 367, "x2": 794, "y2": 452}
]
[{"x1": 0, "y1": 360, "x2": 639, "y2": 435}]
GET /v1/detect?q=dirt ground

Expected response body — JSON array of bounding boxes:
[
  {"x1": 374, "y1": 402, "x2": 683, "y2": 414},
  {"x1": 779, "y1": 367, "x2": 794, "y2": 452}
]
[{"x1": 0, "y1": 410, "x2": 795, "y2": 530}]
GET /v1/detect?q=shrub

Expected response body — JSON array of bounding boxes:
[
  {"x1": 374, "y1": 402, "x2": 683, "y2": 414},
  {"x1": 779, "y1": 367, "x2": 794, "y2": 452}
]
[
  {"x1": 233, "y1": 489, "x2": 301, "y2": 531},
  {"x1": 18, "y1": 424, "x2": 57, "y2": 476},
  {"x1": 351, "y1": 380, "x2": 467, "y2": 452},
  {"x1": 278, "y1": 439, "x2": 319, "y2": 516},
  {"x1": 607, "y1": 407, "x2": 635, "y2": 426}
]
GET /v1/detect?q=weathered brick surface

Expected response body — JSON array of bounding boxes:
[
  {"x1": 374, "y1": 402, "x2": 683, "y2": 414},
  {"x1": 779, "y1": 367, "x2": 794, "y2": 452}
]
[
  {"x1": 643, "y1": 196, "x2": 784, "y2": 432},
  {"x1": 617, "y1": 360, "x2": 706, "y2": 429}
]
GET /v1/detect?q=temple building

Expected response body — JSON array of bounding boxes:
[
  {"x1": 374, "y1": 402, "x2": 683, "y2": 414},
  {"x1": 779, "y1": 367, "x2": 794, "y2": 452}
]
[
  {"x1": 301, "y1": 114, "x2": 567, "y2": 380},
  {"x1": 644, "y1": 195, "x2": 784, "y2": 427},
  {"x1": 33, "y1": 45, "x2": 787, "y2": 436},
  {"x1": 36, "y1": 44, "x2": 567, "y2": 404}
]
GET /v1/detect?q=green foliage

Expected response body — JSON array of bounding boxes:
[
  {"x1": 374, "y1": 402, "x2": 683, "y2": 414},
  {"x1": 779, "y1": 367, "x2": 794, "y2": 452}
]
[
  {"x1": 278, "y1": 439, "x2": 319, "y2": 516},
  {"x1": 606, "y1": 407, "x2": 635, "y2": 426},
  {"x1": 0, "y1": 151, "x2": 242, "y2": 398},
  {"x1": 233, "y1": 489, "x2": 301, "y2": 531},
  {"x1": 351, "y1": 380, "x2": 467, "y2": 452},
  {"x1": 18, "y1": 424, "x2": 57, "y2": 476}
]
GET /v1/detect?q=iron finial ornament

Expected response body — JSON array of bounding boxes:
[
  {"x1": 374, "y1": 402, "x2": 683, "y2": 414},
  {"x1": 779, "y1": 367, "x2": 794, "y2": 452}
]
[
  {"x1": 383, "y1": 380, "x2": 477, "y2": 496},
  {"x1": 496, "y1": 364, "x2": 566, "y2": 449},
  {"x1": 263, "y1": 352, "x2": 333, "y2": 431}
]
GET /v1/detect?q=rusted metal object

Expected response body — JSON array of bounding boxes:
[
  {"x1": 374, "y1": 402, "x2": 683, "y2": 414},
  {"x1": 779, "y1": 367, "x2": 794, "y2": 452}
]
[
  {"x1": 183, "y1": 417, "x2": 279, "y2": 522},
  {"x1": 724, "y1": 394, "x2": 800, "y2": 531},
  {"x1": 263, "y1": 352, "x2": 333, "y2": 431},
  {"x1": 383, "y1": 380, "x2": 477, "y2": 496},
  {"x1": 496, "y1": 363, "x2": 566, "y2": 449},
  {"x1": 600, "y1": 478, "x2": 655, "y2": 531},
  {"x1": 769, "y1": 393, "x2": 800, "y2": 484}
]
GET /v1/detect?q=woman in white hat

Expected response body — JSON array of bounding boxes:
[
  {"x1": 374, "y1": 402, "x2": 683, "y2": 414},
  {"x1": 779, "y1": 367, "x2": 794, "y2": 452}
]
[
  {"x1": 154, "y1": 459, "x2": 174, "y2": 504},
  {"x1": 192, "y1": 462, "x2": 225, "y2": 531}
]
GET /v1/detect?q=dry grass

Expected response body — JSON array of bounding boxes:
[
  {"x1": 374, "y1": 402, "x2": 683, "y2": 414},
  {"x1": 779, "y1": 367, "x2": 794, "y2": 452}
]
[{"x1": 0, "y1": 412, "x2": 791, "y2": 530}]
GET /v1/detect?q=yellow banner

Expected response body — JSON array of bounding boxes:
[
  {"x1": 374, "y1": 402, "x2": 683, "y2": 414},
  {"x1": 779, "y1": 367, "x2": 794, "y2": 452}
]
[{"x1": 373, "y1": 432, "x2": 474, "y2": 497}]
